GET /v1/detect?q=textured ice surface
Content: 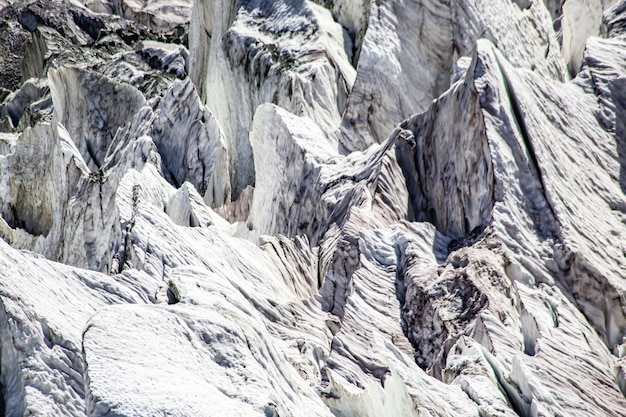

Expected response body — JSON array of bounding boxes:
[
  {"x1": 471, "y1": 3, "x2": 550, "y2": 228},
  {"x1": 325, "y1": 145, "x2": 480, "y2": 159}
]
[{"x1": 0, "y1": 0, "x2": 625, "y2": 416}]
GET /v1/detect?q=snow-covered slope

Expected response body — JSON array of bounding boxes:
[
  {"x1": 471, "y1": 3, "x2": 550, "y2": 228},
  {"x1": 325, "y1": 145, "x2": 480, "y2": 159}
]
[{"x1": 0, "y1": 0, "x2": 625, "y2": 416}]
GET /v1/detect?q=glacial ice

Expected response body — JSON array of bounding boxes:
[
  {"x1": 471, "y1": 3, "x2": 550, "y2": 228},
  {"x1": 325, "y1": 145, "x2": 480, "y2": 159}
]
[{"x1": 0, "y1": 0, "x2": 624, "y2": 416}]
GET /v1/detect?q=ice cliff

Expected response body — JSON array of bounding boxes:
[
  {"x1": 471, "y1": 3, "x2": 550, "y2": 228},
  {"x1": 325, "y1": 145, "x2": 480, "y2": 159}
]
[{"x1": 0, "y1": 0, "x2": 625, "y2": 416}]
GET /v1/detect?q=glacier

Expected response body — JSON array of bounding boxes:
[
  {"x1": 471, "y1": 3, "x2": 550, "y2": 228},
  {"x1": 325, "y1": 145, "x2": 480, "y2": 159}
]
[{"x1": 0, "y1": 0, "x2": 625, "y2": 416}]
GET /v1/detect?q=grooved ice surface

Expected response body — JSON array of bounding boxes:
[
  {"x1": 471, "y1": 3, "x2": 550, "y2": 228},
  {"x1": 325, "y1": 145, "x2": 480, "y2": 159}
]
[{"x1": 0, "y1": 0, "x2": 625, "y2": 416}]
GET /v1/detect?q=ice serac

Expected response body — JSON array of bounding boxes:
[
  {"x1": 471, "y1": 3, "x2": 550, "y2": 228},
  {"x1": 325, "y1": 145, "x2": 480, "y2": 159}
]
[
  {"x1": 246, "y1": 102, "x2": 482, "y2": 415},
  {"x1": 339, "y1": 0, "x2": 569, "y2": 151},
  {"x1": 49, "y1": 66, "x2": 146, "y2": 170},
  {"x1": 82, "y1": 161, "x2": 335, "y2": 416},
  {"x1": 191, "y1": 0, "x2": 355, "y2": 196},
  {"x1": 81, "y1": 0, "x2": 193, "y2": 33},
  {"x1": 509, "y1": 19, "x2": 626, "y2": 356},
  {"x1": 248, "y1": 103, "x2": 413, "y2": 245},
  {"x1": 111, "y1": 78, "x2": 231, "y2": 207},
  {"x1": 545, "y1": 0, "x2": 617, "y2": 76},
  {"x1": 310, "y1": 0, "x2": 371, "y2": 64},
  {"x1": 248, "y1": 103, "x2": 336, "y2": 240},
  {"x1": 396, "y1": 63, "x2": 494, "y2": 238},
  {"x1": 394, "y1": 33, "x2": 626, "y2": 415},
  {"x1": 0, "y1": 119, "x2": 122, "y2": 273},
  {"x1": 0, "y1": 78, "x2": 49, "y2": 131},
  {"x1": 75, "y1": 135, "x2": 478, "y2": 416}
]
